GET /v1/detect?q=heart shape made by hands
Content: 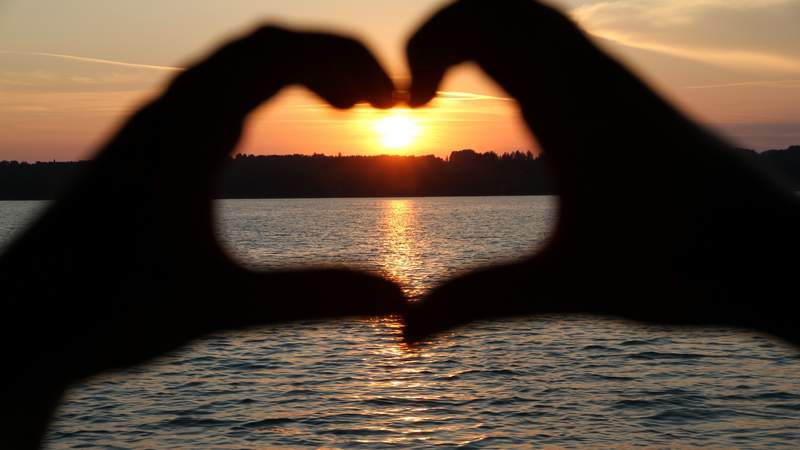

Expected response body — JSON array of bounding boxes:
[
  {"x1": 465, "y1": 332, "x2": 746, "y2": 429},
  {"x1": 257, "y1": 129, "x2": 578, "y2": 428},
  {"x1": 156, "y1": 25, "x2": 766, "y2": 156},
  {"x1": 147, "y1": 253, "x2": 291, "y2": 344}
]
[{"x1": 7, "y1": 1, "x2": 798, "y2": 448}]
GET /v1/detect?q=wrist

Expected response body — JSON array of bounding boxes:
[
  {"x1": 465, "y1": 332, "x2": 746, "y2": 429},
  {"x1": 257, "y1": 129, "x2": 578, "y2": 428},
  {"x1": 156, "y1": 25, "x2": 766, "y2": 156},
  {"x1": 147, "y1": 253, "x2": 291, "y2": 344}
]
[{"x1": 162, "y1": 26, "x2": 293, "y2": 121}]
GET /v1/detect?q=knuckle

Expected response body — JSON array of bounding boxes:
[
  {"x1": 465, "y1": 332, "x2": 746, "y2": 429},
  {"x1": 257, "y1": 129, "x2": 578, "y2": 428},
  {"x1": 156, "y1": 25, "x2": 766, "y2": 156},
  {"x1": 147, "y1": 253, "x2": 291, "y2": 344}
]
[
  {"x1": 335, "y1": 36, "x2": 371, "y2": 59},
  {"x1": 330, "y1": 98, "x2": 357, "y2": 110},
  {"x1": 239, "y1": 25, "x2": 295, "y2": 54},
  {"x1": 250, "y1": 25, "x2": 290, "y2": 40}
]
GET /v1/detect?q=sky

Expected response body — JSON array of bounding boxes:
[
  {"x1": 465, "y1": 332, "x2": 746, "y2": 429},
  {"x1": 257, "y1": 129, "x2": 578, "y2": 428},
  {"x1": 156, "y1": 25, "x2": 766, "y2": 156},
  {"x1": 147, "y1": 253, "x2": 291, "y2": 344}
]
[{"x1": 0, "y1": 0, "x2": 799, "y2": 161}]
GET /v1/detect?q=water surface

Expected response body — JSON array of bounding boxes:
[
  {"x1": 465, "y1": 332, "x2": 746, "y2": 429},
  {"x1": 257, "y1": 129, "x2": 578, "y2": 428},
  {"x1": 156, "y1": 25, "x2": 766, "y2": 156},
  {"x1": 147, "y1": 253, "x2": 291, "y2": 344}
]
[{"x1": 1, "y1": 198, "x2": 798, "y2": 449}]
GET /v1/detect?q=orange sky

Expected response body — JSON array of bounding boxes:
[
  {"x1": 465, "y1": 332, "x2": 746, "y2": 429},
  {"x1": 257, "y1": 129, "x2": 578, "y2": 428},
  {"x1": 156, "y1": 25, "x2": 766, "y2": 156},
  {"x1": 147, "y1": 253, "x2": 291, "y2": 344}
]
[{"x1": 1, "y1": 0, "x2": 799, "y2": 161}]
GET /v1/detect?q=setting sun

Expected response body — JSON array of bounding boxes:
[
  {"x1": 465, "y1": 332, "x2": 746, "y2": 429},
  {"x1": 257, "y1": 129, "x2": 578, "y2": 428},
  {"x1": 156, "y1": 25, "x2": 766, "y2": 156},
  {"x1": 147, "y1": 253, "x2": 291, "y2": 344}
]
[{"x1": 374, "y1": 111, "x2": 422, "y2": 150}]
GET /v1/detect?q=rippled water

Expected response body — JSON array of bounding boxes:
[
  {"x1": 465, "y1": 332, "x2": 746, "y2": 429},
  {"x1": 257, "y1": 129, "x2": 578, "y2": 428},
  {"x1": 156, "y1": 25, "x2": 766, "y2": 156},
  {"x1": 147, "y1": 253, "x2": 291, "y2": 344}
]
[{"x1": 2, "y1": 198, "x2": 799, "y2": 449}]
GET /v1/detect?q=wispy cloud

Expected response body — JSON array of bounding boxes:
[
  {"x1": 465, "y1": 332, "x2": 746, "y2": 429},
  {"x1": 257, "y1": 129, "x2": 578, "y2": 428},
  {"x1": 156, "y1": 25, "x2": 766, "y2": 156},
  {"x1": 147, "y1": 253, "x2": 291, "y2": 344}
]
[
  {"x1": 0, "y1": 50, "x2": 183, "y2": 72},
  {"x1": 683, "y1": 80, "x2": 800, "y2": 89},
  {"x1": 0, "y1": 90, "x2": 153, "y2": 115},
  {"x1": 589, "y1": 30, "x2": 800, "y2": 74},
  {"x1": 287, "y1": 91, "x2": 513, "y2": 110},
  {"x1": 572, "y1": 0, "x2": 800, "y2": 75},
  {"x1": 573, "y1": 0, "x2": 791, "y2": 28},
  {"x1": 0, "y1": 77, "x2": 37, "y2": 87},
  {"x1": 436, "y1": 91, "x2": 513, "y2": 102},
  {"x1": 0, "y1": 52, "x2": 519, "y2": 102}
]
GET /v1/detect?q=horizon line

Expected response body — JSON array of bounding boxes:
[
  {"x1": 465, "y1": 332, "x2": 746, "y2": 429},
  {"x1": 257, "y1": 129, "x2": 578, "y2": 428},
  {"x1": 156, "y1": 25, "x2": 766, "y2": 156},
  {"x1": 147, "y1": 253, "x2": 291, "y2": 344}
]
[{"x1": 4, "y1": 144, "x2": 800, "y2": 164}]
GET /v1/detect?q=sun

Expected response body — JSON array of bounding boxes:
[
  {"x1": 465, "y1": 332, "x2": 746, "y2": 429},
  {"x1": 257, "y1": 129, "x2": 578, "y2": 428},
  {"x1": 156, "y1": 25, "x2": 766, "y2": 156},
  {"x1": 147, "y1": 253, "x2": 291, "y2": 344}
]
[{"x1": 374, "y1": 111, "x2": 421, "y2": 150}]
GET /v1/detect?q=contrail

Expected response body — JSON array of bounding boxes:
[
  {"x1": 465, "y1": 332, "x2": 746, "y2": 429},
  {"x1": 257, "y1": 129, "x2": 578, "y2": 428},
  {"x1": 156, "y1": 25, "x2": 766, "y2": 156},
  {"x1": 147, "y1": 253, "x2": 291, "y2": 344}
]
[
  {"x1": 288, "y1": 91, "x2": 513, "y2": 109},
  {"x1": 0, "y1": 52, "x2": 520, "y2": 103},
  {"x1": 683, "y1": 80, "x2": 800, "y2": 89},
  {"x1": 436, "y1": 91, "x2": 513, "y2": 102},
  {"x1": 586, "y1": 30, "x2": 800, "y2": 75},
  {"x1": 0, "y1": 50, "x2": 184, "y2": 72},
  {"x1": 0, "y1": 51, "x2": 519, "y2": 102}
]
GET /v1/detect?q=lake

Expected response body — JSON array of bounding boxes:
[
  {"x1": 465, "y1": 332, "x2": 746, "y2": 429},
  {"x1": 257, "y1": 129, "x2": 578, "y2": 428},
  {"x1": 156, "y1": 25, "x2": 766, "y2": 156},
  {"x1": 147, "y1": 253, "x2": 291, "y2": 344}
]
[{"x1": 2, "y1": 197, "x2": 799, "y2": 449}]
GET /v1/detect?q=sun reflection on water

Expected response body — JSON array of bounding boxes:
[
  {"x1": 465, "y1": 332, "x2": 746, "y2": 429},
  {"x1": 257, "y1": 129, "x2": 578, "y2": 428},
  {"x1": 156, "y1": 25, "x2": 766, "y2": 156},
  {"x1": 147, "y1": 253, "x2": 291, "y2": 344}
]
[
  {"x1": 356, "y1": 314, "x2": 461, "y2": 445},
  {"x1": 370, "y1": 200, "x2": 445, "y2": 439},
  {"x1": 43, "y1": 198, "x2": 800, "y2": 448},
  {"x1": 378, "y1": 199, "x2": 424, "y2": 300}
]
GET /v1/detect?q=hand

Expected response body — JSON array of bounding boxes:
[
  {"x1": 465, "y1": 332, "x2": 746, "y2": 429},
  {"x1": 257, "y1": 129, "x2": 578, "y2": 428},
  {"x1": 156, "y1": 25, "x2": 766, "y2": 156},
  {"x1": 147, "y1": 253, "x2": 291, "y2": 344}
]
[
  {"x1": 0, "y1": 27, "x2": 405, "y2": 447},
  {"x1": 403, "y1": 0, "x2": 800, "y2": 344}
]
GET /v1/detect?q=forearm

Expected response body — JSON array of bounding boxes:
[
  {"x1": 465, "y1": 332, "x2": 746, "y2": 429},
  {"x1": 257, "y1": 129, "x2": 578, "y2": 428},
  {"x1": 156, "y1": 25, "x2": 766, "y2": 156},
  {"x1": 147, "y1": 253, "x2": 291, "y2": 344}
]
[
  {"x1": 0, "y1": 29, "x2": 293, "y2": 390},
  {"x1": 0, "y1": 198, "x2": 132, "y2": 449},
  {"x1": 0, "y1": 99, "x2": 181, "y2": 376},
  {"x1": 0, "y1": 100, "x2": 200, "y2": 448}
]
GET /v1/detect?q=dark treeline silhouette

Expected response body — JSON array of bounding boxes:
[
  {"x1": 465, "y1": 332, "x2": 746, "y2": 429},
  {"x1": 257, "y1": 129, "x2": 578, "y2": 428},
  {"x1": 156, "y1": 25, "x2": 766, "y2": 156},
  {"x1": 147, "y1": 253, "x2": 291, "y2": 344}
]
[
  {"x1": 1, "y1": 146, "x2": 799, "y2": 200},
  {"x1": 0, "y1": 161, "x2": 90, "y2": 201},
  {"x1": 219, "y1": 150, "x2": 554, "y2": 198}
]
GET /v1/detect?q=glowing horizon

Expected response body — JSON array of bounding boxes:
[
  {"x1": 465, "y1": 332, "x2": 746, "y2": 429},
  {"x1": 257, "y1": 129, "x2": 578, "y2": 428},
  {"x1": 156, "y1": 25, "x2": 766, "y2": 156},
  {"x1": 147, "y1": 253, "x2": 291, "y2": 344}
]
[
  {"x1": 0, "y1": 0, "x2": 798, "y2": 162},
  {"x1": 374, "y1": 110, "x2": 422, "y2": 151}
]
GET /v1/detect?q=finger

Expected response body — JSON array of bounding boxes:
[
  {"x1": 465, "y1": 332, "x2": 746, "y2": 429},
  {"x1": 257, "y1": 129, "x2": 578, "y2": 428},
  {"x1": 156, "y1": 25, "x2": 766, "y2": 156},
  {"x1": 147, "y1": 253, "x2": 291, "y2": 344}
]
[
  {"x1": 342, "y1": 39, "x2": 397, "y2": 109},
  {"x1": 297, "y1": 33, "x2": 396, "y2": 110},
  {"x1": 43, "y1": 267, "x2": 406, "y2": 384},
  {"x1": 403, "y1": 256, "x2": 583, "y2": 344},
  {"x1": 149, "y1": 26, "x2": 395, "y2": 176},
  {"x1": 166, "y1": 27, "x2": 395, "y2": 116},
  {"x1": 406, "y1": 0, "x2": 620, "y2": 107},
  {"x1": 206, "y1": 268, "x2": 407, "y2": 331},
  {"x1": 407, "y1": 0, "x2": 566, "y2": 107},
  {"x1": 406, "y1": 0, "x2": 706, "y2": 162},
  {"x1": 406, "y1": 1, "x2": 473, "y2": 107},
  {"x1": 165, "y1": 26, "x2": 293, "y2": 119},
  {"x1": 406, "y1": 0, "x2": 736, "y2": 238}
]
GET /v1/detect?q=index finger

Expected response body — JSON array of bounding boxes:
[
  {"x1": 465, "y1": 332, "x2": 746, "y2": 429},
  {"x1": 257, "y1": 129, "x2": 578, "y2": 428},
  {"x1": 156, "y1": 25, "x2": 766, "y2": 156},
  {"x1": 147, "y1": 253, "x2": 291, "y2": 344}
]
[{"x1": 406, "y1": 0, "x2": 568, "y2": 107}]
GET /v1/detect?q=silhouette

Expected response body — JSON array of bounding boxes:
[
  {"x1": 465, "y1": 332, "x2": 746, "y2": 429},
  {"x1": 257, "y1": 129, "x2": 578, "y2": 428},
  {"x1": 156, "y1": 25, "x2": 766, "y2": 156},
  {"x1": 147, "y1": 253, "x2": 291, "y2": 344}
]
[
  {"x1": 2, "y1": 0, "x2": 799, "y2": 448},
  {"x1": 0, "y1": 160, "x2": 89, "y2": 200},
  {"x1": 402, "y1": 0, "x2": 800, "y2": 347},
  {"x1": 0, "y1": 27, "x2": 406, "y2": 449},
  {"x1": 222, "y1": 150, "x2": 557, "y2": 197},
  {"x1": 0, "y1": 150, "x2": 556, "y2": 199},
  {"x1": 3, "y1": 146, "x2": 800, "y2": 199}
]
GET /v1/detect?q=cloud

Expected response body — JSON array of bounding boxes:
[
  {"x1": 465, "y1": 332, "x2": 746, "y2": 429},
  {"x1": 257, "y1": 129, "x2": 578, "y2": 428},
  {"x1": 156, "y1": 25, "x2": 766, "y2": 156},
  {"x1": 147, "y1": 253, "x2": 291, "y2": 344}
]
[
  {"x1": 573, "y1": 0, "x2": 791, "y2": 27},
  {"x1": 570, "y1": 0, "x2": 800, "y2": 74},
  {"x1": 0, "y1": 90, "x2": 151, "y2": 115},
  {"x1": 590, "y1": 29, "x2": 800, "y2": 74},
  {"x1": 287, "y1": 91, "x2": 512, "y2": 110},
  {"x1": 0, "y1": 50, "x2": 183, "y2": 72},
  {"x1": 712, "y1": 121, "x2": 800, "y2": 150},
  {"x1": 0, "y1": 51, "x2": 182, "y2": 94},
  {"x1": 435, "y1": 91, "x2": 513, "y2": 102},
  {"x1": 683, "y1": 79, "x2": 800, "y2": 89}
]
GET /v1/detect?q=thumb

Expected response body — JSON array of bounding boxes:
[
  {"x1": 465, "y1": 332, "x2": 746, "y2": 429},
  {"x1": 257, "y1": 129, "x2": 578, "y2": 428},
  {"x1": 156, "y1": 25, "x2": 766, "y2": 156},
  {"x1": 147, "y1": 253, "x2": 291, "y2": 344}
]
[
  {"x1": 403, "y1": 255, "x2": 582, "y2": 343},
  {"x1": 207, "y1": 268, "x2": 407, "y2": 331},
  {"x1": 44, "y1": 268, "x2": 406, "y2": 386}
]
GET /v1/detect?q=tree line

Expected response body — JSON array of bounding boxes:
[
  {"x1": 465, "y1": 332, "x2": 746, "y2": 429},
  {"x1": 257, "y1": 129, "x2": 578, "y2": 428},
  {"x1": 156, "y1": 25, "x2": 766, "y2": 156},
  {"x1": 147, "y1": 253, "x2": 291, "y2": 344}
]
[{"x1": 1, "y1": 146, "x2": 799, "y2": 200}]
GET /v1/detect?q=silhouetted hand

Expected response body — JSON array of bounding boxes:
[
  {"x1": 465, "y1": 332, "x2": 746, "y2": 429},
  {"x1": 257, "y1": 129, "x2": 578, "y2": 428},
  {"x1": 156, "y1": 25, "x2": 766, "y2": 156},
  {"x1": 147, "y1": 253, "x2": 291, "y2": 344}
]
[
  {"x1": 404, "y1": 0, "x2": 800, "y2": 344},
  {"x1": 0, "y1": 27, "x2": 404, "y2": 448}
]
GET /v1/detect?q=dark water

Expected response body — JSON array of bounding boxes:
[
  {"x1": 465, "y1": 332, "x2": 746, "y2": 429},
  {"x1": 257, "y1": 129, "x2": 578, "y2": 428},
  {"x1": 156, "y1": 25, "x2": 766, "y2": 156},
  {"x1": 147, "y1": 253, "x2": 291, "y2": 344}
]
[{"x1": 2, "y1": 198, "x2": 799, "y2": 449}]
